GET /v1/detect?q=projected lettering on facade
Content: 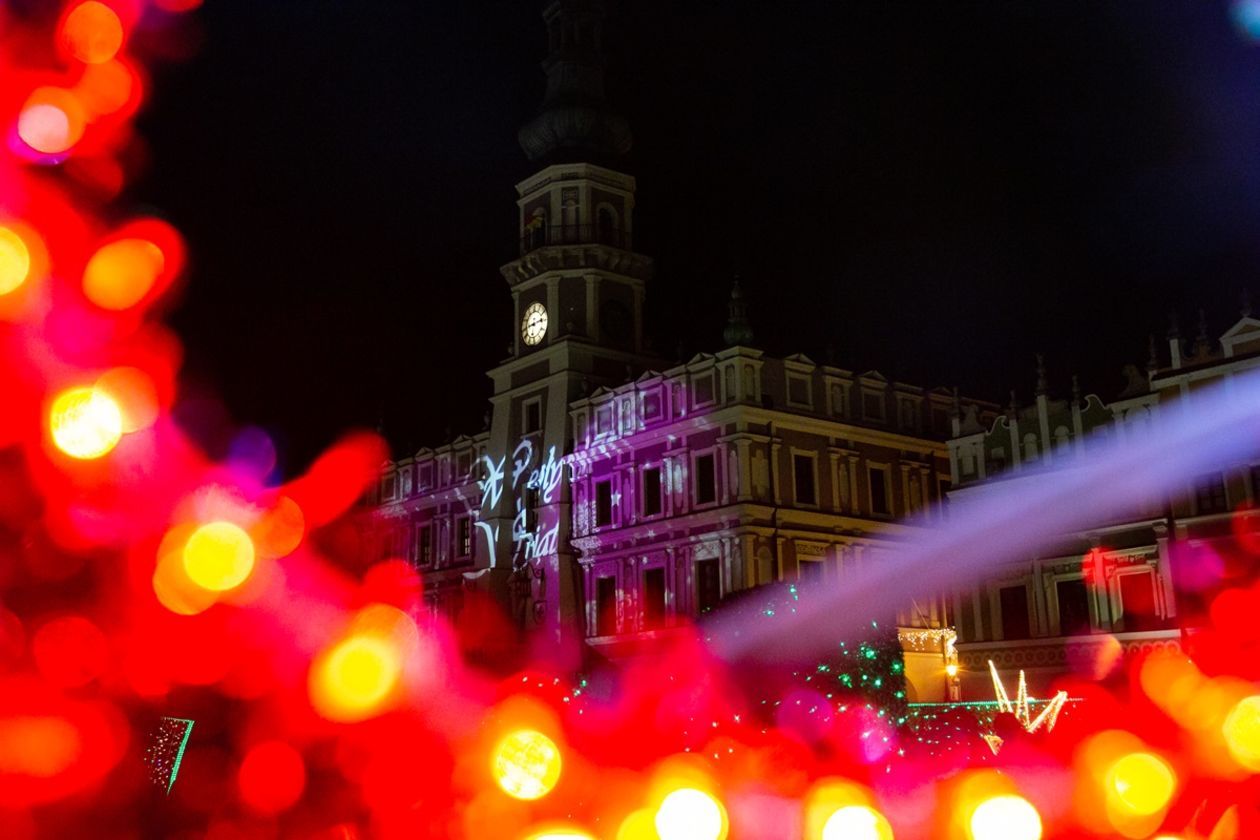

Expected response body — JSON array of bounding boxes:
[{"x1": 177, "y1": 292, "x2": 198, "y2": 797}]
[{"x1": 477, "y1": 436, "x2": 567, "y2": 570}]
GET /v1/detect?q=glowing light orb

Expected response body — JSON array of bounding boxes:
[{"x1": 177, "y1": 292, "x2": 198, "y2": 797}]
[
  {"x1": 822, "y1": 805, "x2": 894, "y2": 840},
  {"x1": 525, "y1": 830, "x2": 595, "y2": 840},
  {"x1": 1105, "y1": 752, "x2": 1176, "y2": 817},
  {"x1": 0, "y1": 227, "x2": 31, "y2": 295},
  {"x1": 310, "y1": 634, "x2": 400, "y2": 721},
  {"x1": 492, "y1": 729, "x2": 562, "y2": 800},
  {"x1": 17, "y1": 90, "x2": 85, "y2": 155},
  {"x1": 61, "y1": 2, "x2": 124, "y2": 64},
  {"x1": 969, "y1": 795, "x2": 1041, "y2": 840},
  {"x1": 50, "y1": 386, "x2": 123, "y2": 459},
  {"x1": 946, "y1": 663, "x2": 959, "y2": 677},
  {"x1": 83, "y1": 238, "x2": 164, "y2": 310},
  {"x1": 182, "y1": 521, "x2": 255, "y2": 592},
  {"x1": 1233, "y1": 0, "x2": 1260, "y2": 40},
  {"x1": 1223, "y1": 694, "x2": 1260, "y2": 771},
  {"x1": 655, "y1": 788, "x2": 727, "y2": 840}
]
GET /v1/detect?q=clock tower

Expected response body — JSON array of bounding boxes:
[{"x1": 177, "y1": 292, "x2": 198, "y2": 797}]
[{"x1": 479, "y1": 0, "x2": 656, "y2": 643}]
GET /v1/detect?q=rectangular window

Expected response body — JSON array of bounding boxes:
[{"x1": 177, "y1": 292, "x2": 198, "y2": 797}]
[
  {"x1": 642, "y1": 466, "x2": 662, "y2": 517},
  {"x1": 643, "y1": 567, "x2": 666, "y2": 629},
  {"x1": 1195, "y1": 473, "x2": 1228, "y2": 515},
  {"x1": 799, "y1": 558, "x2": 825, "y2": 584},
  {"x1": 1118, "y1": 572, "x2": 1159, "y2": 632},
  {"x1": 868, "y1": 466, "x2": 890, "y2": 516},
  {"x1": 1056, "y1": 577, "x2": 1091, "y2": 635},
  {"x1": 596, "y1": 576, "x2": 617, "y2": 636},
  {"x1": 694, "y1": 453, "x2": 716, "y2": 505},
  {"x1": 696, "y1": 558, "x2": 720, "y2": 615},
  {"x1": 416, "y1": 523, "x2": 434, "y2": 567},
  {"x1": 693, "y1": 374, "x2": 715, "y2": 406},
  {"x1": 595, "y1": 480, "x2": 613, "y2": 527},
  {"x1": 793, "y1": 454, "x2": 816, "y2": 505},
  {"x1": 787, "y1": 375, "x2": 810, "y2": 407},
  {"x1": 862, "y1": 391, "x2": 885, "y2": 421},
  {"x1": 523, "y1": 398, "x2": 542, "y2": 434},
  {"x1": 524, "y1": 487, "x2": 539, "y2": 532},
  {"x1": 999, "y1": 585, "x2": 1031, "y2": 640},
  {"x1": 456, "y1": 517, "x2": 471, "y2": 558}
]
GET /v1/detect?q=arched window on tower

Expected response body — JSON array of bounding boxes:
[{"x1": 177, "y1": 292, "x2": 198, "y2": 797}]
[
  {"x1": 528, "y1": 208, "x2": 547, "y2": 251},
  {"x1": 597, "y1": 205, "x2": 618, "y2": 246}
]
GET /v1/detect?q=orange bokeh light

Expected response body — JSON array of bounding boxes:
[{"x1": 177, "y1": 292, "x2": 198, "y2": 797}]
[
  {"x1": 94, "y1": 366, "x2": 159, "y2": 432},
  {"x1": 74, "y1": 58, "x2": 139, "y2": 119},
  {"x1": 1222, "y1": 695, "x2": 1260, "y2": 772},
  {"x1": 237, "y1": 741, "x2": 306, "y2": 814},
  {"x1": 0, "y1": 716, "x2": 81, "y2": 778},
  {"x1": 60, "y1": 2, "x2": 125, "y2": 65},
  {"x1": 83, "y1": 238, "x2": 165, "y2": 310},
  {"x1": 17, "y1": 89, "x2": 86, "y2": 156},
  {"x1": 49, "y1": 386, "x2": 124, "y2": 459}
]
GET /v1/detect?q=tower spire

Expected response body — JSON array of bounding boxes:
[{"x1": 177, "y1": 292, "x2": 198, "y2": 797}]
[
  {"x1": 518, "y1": 0, "x2": 632, "y2": 163},
  {"x1": 723, "y1": 276, "x2": 755, "y2": 347}
]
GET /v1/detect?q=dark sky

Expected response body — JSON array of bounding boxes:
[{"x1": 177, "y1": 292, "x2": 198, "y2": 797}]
[{"x1": 133, "y1": 1, "x2": 1260, "y2": 475}]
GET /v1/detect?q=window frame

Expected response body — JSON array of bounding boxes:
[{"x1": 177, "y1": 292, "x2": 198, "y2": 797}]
[
  {"x1": 454, "y1": 515, "x2": 473, "y2": 560},
  {"x1": 522, "y1": 395, "x2": 543, "y2": 435},
  {"x1": 641, "y1": 464, "x2": 664, "y2": 519},
  {"x1": 791, "y1": 449, "x2": 819, "y2": 508},
  {"x1": 692, "y1": 449, "x2": 719, "y2": 508},
  {"x1": 594, "y1": 477, "x2": 615, "y2": 528},
  {"x1": 866, "y1": 462, "x2": 893, "y2": 517}
]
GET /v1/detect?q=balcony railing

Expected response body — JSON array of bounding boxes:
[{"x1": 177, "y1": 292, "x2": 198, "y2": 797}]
[{"x1": 520, "y1": 224, "x2": 631, "y2": 255}]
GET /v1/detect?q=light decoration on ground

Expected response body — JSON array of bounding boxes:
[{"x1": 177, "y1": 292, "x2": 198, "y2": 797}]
[
  {"x1": 144, "y1": 717, "x2": 194, "y2": 795},
  {"x1": 986, "y1": 660, "x2": 1067, "y2": 747}
]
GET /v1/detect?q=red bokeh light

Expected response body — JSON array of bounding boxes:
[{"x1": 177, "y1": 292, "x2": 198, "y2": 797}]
[{"x1": 238, "y1": 740, "x2": 307, "y2": 814}]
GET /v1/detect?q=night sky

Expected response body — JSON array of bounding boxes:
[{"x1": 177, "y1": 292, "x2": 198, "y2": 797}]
[{"x1": 132, "y1": 1, "x2": 1260, "y2": 475}]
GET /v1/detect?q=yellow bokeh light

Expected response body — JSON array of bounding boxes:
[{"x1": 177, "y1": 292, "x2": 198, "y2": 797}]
[
  {"x1": 1222, "y1": 694, "x2": 1260, "y2": 772},
  {"x1": 82, "y1": 238, "x2": 164, "y2": 310},
  {"x1": 182, "y1": 521, "x2": 255, "y2": 592},
  {"x1": 50, "y1": 386, "x2": 123, "y2": 459},
  {"x1": 616, "y1": 808, "x2": 658, "y2": 840},
  {"x1": 946, "y1": 663, "x2": 959, "y2": 677},
  {"x1": 492, "y1": 729, "x2": 562, "y2": 801},
  {"x1": 970, "y1": 795, "x2": 1041, "y2": 840},
  {"x1": 1105, "y1": 752, "x2": 1176, "y2": 817},
  {"x1": 822, "y1": 805, "x2": 894, "y2": 840},
  {"x1": 525, "y1": 830, "x2": 595, "y2": 840},
  {"x1": 0, "y1": 226, "x2": 31, "y2": 295},
  {"x1": 655, "y1": 788, "x2": 727, "y2": 840},
  {"x1": 310, "y1": 633, "x2": 401, "y2": 722}
]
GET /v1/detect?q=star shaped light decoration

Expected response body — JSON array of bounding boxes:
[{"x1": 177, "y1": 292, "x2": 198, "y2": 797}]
[{"x1": 983, "y1": 660, "x2": 1068, "y2": 755}]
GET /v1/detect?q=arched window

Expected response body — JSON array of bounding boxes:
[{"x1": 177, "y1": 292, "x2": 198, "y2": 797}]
[{"x1": 597, "y1": 205, "x2": 618, "y2": 245}]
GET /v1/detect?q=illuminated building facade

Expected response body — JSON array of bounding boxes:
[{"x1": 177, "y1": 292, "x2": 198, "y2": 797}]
[
  {"x1": 947, "y1": 308, "x2": 1260, "y2": 698},
  {"x1": 372, "y1": 0, "x2": 987, "y2": 702}
]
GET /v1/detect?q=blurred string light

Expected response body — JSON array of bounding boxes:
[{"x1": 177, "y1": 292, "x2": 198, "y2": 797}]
[
  {"x1": 60, "y1": 1, "x2": 125, "y2": 64},
  {"x1": 49, "y1": 385, "x2": 124, "y2": 459},
  {"x1": 969, "y1": 794, "x2": 1041, "y2": 840},
  {"x1": 1105, "y1": 752, "x2": 1176, "y2": 818},
  {"x1": 492, "y1": 729, "x2": 562, "y2": 800},
  {"x1": 18, "y1": 88, "x2": 86, "y2": 156},
  {"x1": 654, "y1": 788, "x2": 727, "y2": 840},
  {"x1": 82, "y1": 237, "x2": 165, "y2": 310},
  {"x1": 1222, "y1": 694, "x2": 1260, "y2": 771},
  {"x1": 821, "y1": 805, "x2": 893, "y2": 840},
  {"x1": 143, "y1": 717, "x2": 194, "y2": 795}
]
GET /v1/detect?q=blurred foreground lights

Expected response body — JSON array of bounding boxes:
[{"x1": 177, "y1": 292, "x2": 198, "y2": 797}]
[
  {"x1": 970, "y1": 795, "x2": 1041, "y2": 840},
  {"x1": 822, "y1": 805, "x2": 893, "y2": 840},
  {"x1": 182, "y1": 521, "x2": 255, "y2": 592},
  {"x1": 1223, "y1": 694, "x2": 1260, "y2": 771},
  {"x1": 237, "y1": 741, "x2": 306, "y2": 814},
  {"x1": 310, "y1": 633, "x2": 401, "y2": 722},
  {"x1": 0, "y1": 226, "x2": 31, "y2": 295},
  {"x1": 83, "y1": 238, "x2": 164, "y2": 310},
  {"x1": 525, "y1": 829, "x2": 594, "y2": 840},
  {"x1": 655, "y1": 788, "x2": 728, "y2": 840},
  {"x1": 50, "y1": 386, "x2": 123, "y2": 459},
  {"x1": 492, "y1": 729, "x2": 562, "y2": 801},
  {"x1": 61, "y1": 1, "x2": 125, "y2": 64},
  {"x1": 18, "y1": 89, "x2": 85, "y2": 156},
  {"x1": 1105, "y1": 752, "x2": 1176, "y2": 817}
]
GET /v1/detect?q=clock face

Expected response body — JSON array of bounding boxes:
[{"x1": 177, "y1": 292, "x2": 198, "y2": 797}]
[{"x1": 521, "y1": 302, "x2": 548, "y2": 346}]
